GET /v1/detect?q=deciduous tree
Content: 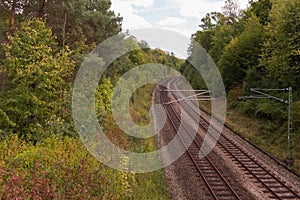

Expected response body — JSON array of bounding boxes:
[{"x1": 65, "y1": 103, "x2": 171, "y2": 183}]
[
  {"x1": 260, "y1": 0, "x2": 300, "y2": 89},
  {"x1": 0, "y1": 19, "x2": 74, "y2": 139}
]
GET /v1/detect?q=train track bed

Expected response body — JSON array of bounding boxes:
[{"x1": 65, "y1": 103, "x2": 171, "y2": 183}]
[
  {"x1": 199, "y1": 108, "x2": 300, "y2": 199},
  {"x1": 158, "y1": 84, "x2": 255, "y2": 200},
  {"x1": 157, "y1": 78, "x2": 300, "y2": 200}
]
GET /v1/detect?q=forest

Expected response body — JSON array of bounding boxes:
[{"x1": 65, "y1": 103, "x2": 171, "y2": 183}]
[
  {"x1": 0, "y1": 0, "x2": 299, "y2": 199},
  {"x1": 0, "y1": 0, "x2": 181, "y2": 198},
  {"x1": 181, "y1": 0, "x2": 300, "y2": 172}
]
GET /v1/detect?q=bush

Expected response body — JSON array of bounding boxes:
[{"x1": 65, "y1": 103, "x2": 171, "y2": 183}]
[
  {"x1": 227, "y1": 87, "x2": 243, "y2": 109},
  {"x1": 0, "y1": 135, "x2": 135, "y2": 199},
  {"x1": 254, "y1": 101, "x2": 285, "y2": 120}
]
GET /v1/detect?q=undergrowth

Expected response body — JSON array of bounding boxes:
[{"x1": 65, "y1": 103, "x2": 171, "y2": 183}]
[
  {"x1": 0, "y1": 135, "x2": 134, "y2": 199},
  {"x1": 0, "y1": 84, "x2": 169, "y2": 199},
  {"x1": 129, "y1": 84, "x2": 169, "y2": 199}
]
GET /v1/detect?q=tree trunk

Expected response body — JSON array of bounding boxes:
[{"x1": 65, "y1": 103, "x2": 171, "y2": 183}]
[
  {"x1": 38, "y1": 0, "x2": 45, "y2": 17},
  {"x1": 62, "y1": 12, "x2": 67, "y2": 47},
  {"x1": 8, "y1": 0, "x2": 17, "y2": 33}
]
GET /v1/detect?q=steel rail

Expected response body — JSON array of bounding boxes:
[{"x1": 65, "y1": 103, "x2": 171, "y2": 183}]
[
  {"x1": 160, "y1": 86, "x2": 242, "y2": 200},
  {"x1": 168, "y1": 80, "x2": 300, "y2": 200}
]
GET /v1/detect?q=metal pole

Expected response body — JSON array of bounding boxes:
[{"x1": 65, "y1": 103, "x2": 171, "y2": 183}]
[
  {"x1": 156, "y1": 84, "x2": 161, "y2": 148},
  {"x1": 240, "y1": 87, "x2": 294, "y2": 166},
  {"x1": 286, "y1": 87, "x2": 294, "y2": 166}
]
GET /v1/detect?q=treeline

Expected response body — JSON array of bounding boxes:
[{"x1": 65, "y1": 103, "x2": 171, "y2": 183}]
[
  {"x1": 181, "y1": 0, "x2": 300, "y2": 170},
  {"x1": 181, "y1": 0, "x2": 300, "y2": 121},
  {"x1": 0, "y1": 0, "x2": 122, "y2": 140},
  {"x1": 0, "y1": 0, "x2": 180, "y2": 198},
  {"x1": 0, "y1": 0, "x2": 182, "y2": 140}
]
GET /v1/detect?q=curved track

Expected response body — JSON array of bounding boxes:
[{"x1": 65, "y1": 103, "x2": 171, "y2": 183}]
[
  {"x1": 160, "y1": 78, "x2": 300, "y2": 200},
  {"x1": 160, "y1": 84, "x2": 242, "y2": 200}
]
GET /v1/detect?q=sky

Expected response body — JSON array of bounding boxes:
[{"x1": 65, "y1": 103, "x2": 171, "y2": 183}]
[{"x1": 111, "y1": 0, "x2": 249, "y2": 37}]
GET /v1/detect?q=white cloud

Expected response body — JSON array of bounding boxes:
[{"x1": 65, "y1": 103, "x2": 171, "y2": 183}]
[
  {"x1": 166, "y1": 0, "x2": 249, "y2": 19},
  {"x1": 110, "y1": 0, "x2": 250, "y2": 49},
  {"x1": 118, "y1": 0, "x2": 154, "y2": 7},
  {"x1": 121, "y1": 12, "x2": 152, "y2": 30},
  {"x1": 157, "y1": 17, "x2": 187, "y2": 26},
  {"x1": 111, "y1": 0, "x2": 249, "y2": 34},
  {"x1": 111, "y1": 0, "x2": 154, "y2": 29},
  {"x1": 167, "y1": 0, "x2": 223, "y2": 18},
  {"x1": 156, "y1": 17, "x2": 194, "y2": 37}
]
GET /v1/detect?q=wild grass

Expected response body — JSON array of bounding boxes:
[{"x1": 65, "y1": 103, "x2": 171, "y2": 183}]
[{"x1": 129, "y1": 84, "x2": 169, "y2": 199}]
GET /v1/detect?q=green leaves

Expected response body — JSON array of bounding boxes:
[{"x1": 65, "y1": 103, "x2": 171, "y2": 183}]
[
  {"x1": 95, "y1": 76, "x2": 114, "y2": 125},
  {"x1": 219, "y1": 15, "x2": 264, "y2": 90},
  {"x1": 0, "y1": 19, "x2": 74, "y2": 138},
  {"x1": 260, "y1": 0, "x2": 300, "y2": 88},
  {"x1": 44, "y1": 0, "x2": 122, "y2": 48}
]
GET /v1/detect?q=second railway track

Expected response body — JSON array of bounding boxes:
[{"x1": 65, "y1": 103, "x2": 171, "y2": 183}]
[
  {"x1": 159, "y1": 78, "x2": 300, "y2": 200},
  {"x1": 160, "y1": 85, "x2": 243, "y2": 200}
]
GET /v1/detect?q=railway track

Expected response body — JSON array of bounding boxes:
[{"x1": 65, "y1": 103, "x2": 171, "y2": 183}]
[
  {"x1": 162, "y1": 78, "x2": 300, "y2": 200},
  {"x1": 160, "y1": 85, "x2": 242, "y2": 200}
]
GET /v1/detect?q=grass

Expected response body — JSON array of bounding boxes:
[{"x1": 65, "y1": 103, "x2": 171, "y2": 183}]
[
  {"x1": 132, "y1": 170, "x2": 169, "y2": 200},
  {"x1": 129, "y1": 84, "x2": 169, "y2": 199}
]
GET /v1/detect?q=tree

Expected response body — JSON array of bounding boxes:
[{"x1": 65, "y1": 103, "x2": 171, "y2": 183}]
[
  {"x1": 248, "y1": 0, "x2": 272, "y2": 25},
  {"x1": 0, "y1": 0, "x2": 24, "y2": 33},
  {"x1": 260, "y1": 0, "x2": 300, "y2": 90},
  {"x1": 22, "y1": 0, "x2": 45, "y2": 17},
  {"x1": 208, "y1": 24, "x2": 234, "y2": 63},
  {"x1": 0, "y1": 19, "x2": 74, "y2": 139},
  {"x1": 0, "y1": 0, "x2": 123, "y2": 47},
  {"x1": 219, "y1": 38, "x2": 241, "y2": 89},
  {"x1": 199, "y1": 12, "x2": 222, "y2": 31},
  {"x1": 222, "y1": 0, "x2": 240, "y2": 25},
  {"x1": 0, "y1": 0, "x2": 48, "y2": 43},
  {"x1": 42, "y1": 0, "x2": 122, "y2": 48},
  {"x1": 219, "y1": 15, "x2": 264, "y2": 90},
  {"x1": 190, "y1": 11, "x2": 234, "y2": 64}
]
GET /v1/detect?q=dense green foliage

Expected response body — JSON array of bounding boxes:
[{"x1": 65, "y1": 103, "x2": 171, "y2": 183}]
[
  {"x1": 182, "y1": 0, "x2": 300, "y2": 169},
  {"x1": 1, "y1": 0, "x2": 299, "y2": 197},
  {"x1": 0, "y1": 83, "x2": 168, "y2": 199},
  {"x1": 0, "y1": 134, "x2": 135, "y2": 199},
  {"x1": 260, "y1": 0, "x2": 300, "y2": 88},
  {"x1": 182, "y1": 0, "x2": 300, "y2": 120},
  {"x1": 0, "y1": 0, "x2": 183, "y2": 198},
  {"x1": 0, "y1": 19, "x2": 74, "y2": 140}
]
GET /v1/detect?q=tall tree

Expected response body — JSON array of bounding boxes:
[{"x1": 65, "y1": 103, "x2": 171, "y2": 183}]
[
  {"x1": 21, "y1": 0, "x2": 45, "y2": 17},
  {"x1": 219, "y1": 15, "x2": 264, "y2": 90},
  {"x1": 192, "y1": 13, "x2": 216, "y2": 52},
  {"x1": 0, "y1": 0, "x2": 24, "y2": 33},
  {"x1": 41, "y1": 0, "x2": 122, "y2": 48},
  {"x1": 0, "y1": 19, "x2": 74, "y2": 139},
  {"x1": 260, "y1": 0, "x2": 300, "y2": 89},
  {"x1": 248, "y1": 0, "x2": 272, "y2": 25}
]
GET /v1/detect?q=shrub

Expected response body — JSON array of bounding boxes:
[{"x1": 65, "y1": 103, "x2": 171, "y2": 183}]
[{"x1": 0, "y1": 135, "x2": 135, "y2": 199}]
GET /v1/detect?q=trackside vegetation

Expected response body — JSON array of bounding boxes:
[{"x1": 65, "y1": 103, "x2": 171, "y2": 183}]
[
  {"x1": 181, "y1": 0, "x2": 300, "y2": 172},
  {"x1": 1, "y1": 0, "x2": 299, "y2": 198},
  {"x1": 0, "y1": 0, "x2": 182, "y2": 198}
]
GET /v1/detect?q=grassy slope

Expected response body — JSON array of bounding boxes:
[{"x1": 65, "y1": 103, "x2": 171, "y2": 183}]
[
  {"x1": 0, "y1": 84, "x2": 169, "y2": 199},
  {"x1": 129, "y1": 84, "x2": 169, "y2": 199}
]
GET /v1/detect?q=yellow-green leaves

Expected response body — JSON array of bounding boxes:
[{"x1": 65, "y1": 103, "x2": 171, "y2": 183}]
[{"x1": 0, "y1": 19, "x2": 74, "y2": 138}]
